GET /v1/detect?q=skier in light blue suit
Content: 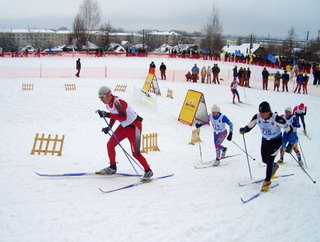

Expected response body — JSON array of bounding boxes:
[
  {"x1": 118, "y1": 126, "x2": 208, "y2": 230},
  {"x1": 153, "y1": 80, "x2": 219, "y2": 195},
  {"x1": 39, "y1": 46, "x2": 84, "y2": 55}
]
[{"x1": 196, "y1": 104, "x2": 233, "y2": 166}]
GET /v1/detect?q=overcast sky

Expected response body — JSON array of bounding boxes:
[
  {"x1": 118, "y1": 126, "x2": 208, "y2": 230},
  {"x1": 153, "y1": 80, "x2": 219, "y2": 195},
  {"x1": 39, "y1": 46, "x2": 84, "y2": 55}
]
[{"x1": 1, "y1": 0, "x2": 319, "y2": 39}]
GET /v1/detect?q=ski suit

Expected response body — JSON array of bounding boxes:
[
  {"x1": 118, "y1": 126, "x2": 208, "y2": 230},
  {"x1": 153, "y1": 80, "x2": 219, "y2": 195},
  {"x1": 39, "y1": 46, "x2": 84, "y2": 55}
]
[
  {"x1": 203, "y1": 113, "x2": 233, "y2": 160},
  {"x1": 279, "y1": 114, "x2": 301, "y2": 161},
  {"x1": 105, "y1": 96, "x2": 150, "y2": 170},
  {"x1": 241, "y1": 113, "x2": 289, "y2": 181}
]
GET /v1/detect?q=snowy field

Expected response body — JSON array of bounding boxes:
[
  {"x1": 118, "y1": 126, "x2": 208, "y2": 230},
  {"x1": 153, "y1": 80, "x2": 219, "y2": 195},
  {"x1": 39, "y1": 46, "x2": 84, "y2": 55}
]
[{"x1": 0, "y1": 56, "x2": 320, "y2": 242}]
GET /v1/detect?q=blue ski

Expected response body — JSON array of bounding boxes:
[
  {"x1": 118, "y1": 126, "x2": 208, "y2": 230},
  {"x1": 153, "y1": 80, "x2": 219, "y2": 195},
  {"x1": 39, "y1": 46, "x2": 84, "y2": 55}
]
[
  {"x1": 35, "y1": 172, "x2": 140, "y2": 177},
  {"x1": 241, "y1": 184, "x2": 279, "y2": 203},
  {"x1": 238, "y1": 173, "x2": 294, "y2": 187},
  {"x1": 99, "y1": 174, "x2": 174, "y2": 194}
]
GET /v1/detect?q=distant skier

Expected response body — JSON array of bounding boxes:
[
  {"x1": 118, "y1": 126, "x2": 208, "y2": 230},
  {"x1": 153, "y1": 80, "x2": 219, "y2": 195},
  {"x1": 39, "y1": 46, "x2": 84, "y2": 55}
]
[
  {"x1": 278, "y1": 107, "x2": 302, "y2": 165},
  {"x1": 196, "y1": 105, "x2": 233, "y2": 166},
  {"x1": 230, "y1": 79, "x2": 242, "y2": 104},
  {"x1": 96, "y1": 86, "x2": 153, "y2": 182},
  {"x1": 75, "y1": 58, "x2": 81, "y2": 77},
  {"x1": 293, "y1": 103, "x2": 307, "y2": 135},
  {"x1": 239, "y1": 101, "x2": 289, "y2": 191}
]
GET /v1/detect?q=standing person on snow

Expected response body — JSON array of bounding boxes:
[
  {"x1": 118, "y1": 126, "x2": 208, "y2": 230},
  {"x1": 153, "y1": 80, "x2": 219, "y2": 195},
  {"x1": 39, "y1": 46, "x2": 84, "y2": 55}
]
[
  {"x1": 75, "y1": 58, "x2": 81, "y2": 77},
  {"x1": 206, "y1": 65, "x2": 212, "y2": 84},
  {"x1": 281, "y1": 70, "x2": 290, "y2": 92},
  {"x1": 212, "y1": 64, "x2": 220, "y2": 84},
  {"x1": 230, "y1": 79, "x2": 242, "y2": 104},
  {"x1": 262, "y1": 68, "x2": 270, "y2": 90},
  {"x1": 159, "y1": 62, "x2": 167, "y2": 80},
  {"x1": 191, "y1": 64, "x2": 199, "y2": 83},
  {"x1": 278, "y1": 107, "x2": 302, "y2": 165},
  {"x1": 239, "y1": 101, "x2": 289, "y2": 191},
  {"x1": 274, "y1": 71, "x2": 281, "y2": 92},
  {"x1": 294, "y1": 72, "x2": 303, "y2": 93},
  {"x1": 201, "y1": 66, "x2": 207, "y2": 83},
  {"x1": 293, "y1": 103, "x2": 307, "y2": 135},
  {"x1": 196, "y1": 105, "x2": 233, "y2": 166},
  {"x1": 96, "y1": 86, "x2": 153, "y2": 181},
  {"x1": 233, "y1": 65, "x2": 238, "y2": 81}
]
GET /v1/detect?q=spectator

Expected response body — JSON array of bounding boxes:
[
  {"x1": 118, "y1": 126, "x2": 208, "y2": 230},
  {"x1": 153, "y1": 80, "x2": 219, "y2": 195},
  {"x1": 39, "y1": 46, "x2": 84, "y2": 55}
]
[
  {"x1": 212, "y1": 64, "x2": 220, "y2": 84},
  {"x1": 149, "y1": 61, "x2": 156, "y2": 74},
  {"x1": 159, "y1": 62, "x2": 166, "y2": 80},
  {"x1": 238, "y1": 67, "x2": 244, "y2": 86},
  {"x1": 206, "y1": 66, "x2": 212, "y2": 84},
  {"x1": 302, "y1": 74, "x2": 309, "y2": 94},
  {"x1": 75, "y1": 58, "x2": 81, "y2": 77},
  {"x1": 246, "y1": 68, "x2": 251, "y2": 88},
  {"x1": 191, "y1": 64, "x2": 199, "y2": 83},
  {"x1": 201, "y1": 66, "x2": 207, "y2": 83},
  {"x1": 262, "y1": 68, "x2": 270, "y2": 90},
  {"x1": 233, "y1": 65, "x2": 238, "y2": 81},
  {"x1": 281, "y1": 70, "x2": 290, "y2": 92},
  {"x1": 294, "y1": 73, "x2": 303, "y2": 93},
  {"x1": 274, "y1": 71, "x2": 281, "y2": 92},
  {"x1": 185, "y1": 71, "x2": 192, "y2": 81}
]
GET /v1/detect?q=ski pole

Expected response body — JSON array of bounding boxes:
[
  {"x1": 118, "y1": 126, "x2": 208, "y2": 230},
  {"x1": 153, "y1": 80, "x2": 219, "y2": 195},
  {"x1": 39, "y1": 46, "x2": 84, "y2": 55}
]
[
  {"x1": 98, "y1": 113, "x2": 143, "y2": 175},
  {"x1": 290, "y1": 153, "x2": 316, "y2": 184},
  {"x1": 242, "y1": 134, "x2": 252, "y2": 179},
  {"x1": 298, "y1": 139, "x2": 308, "y2": 168},
  {"x1": 198, "y1": 141, "x2": 203, "y2": 164},
  {"x1": 242, "y1": 86, "x2": 247, "y2": 103},
  {"x1": 231, "y1": 140, "x2": 256, "y2": 161}
]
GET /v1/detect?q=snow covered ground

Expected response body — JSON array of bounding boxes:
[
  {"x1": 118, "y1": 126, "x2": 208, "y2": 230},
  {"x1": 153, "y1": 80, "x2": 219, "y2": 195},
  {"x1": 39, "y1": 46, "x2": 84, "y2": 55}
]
[{"x1": 0, "y1": 56, "x2": 320, "y2": 242}]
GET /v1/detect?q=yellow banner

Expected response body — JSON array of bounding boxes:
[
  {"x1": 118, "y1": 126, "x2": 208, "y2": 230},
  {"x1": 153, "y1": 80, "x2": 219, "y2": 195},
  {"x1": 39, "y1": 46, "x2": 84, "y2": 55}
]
[{"x1": 178, "y1": 90, "x2": 203, "y2": 126}]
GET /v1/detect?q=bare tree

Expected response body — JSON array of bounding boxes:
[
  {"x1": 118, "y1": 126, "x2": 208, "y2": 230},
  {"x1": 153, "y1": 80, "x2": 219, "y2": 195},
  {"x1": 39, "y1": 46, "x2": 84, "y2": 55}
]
[
  {"x1": 202, "y1": 4, "x2": 225, "y2": 54},
  {"x1": 71, "y1": 13, "x2": 87, "y2": 50},
  {"x1": 0, "y1": 33, "x2": 16, "y2": 51},
  {"x1": 76, "y1": 0, "x2": 102, "y2": 49},
  {"x1": 281, "y1": 27, "x2": 298, "y2": 58}
]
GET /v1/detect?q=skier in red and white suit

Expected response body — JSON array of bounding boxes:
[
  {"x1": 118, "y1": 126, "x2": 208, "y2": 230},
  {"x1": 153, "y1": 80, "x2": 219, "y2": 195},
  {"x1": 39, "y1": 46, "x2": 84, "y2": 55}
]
[
  {"x1": 293, "y1": 103, "x2": 307, "y2": 134},
  {"x1": 96, "y1": 86, "x2": 153, "y2": 181}
]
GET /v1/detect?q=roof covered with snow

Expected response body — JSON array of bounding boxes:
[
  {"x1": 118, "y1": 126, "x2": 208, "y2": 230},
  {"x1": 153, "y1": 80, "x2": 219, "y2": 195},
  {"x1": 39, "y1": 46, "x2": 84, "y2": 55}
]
[{"x1": 222, "y1": 43, "x2": 262, "y2": 56}]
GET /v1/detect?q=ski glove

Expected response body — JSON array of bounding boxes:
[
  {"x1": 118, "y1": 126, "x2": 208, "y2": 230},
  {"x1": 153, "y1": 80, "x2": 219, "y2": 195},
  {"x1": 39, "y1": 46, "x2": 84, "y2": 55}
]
[
  {"x1": 196, "y1": 123, "x2": 202, "y2": 128},
  {"x1": 239, "y1": 127, "x2": 247, "y2": 134},
  {"x1": 101, "y1": 127, "x2": 111, "y2": 134},
  {"x1": 227, "y1": 132, "x2": 233, "y2": 141},
  {"x1": 97, "y1": 110, "x2": 110, "y2": 118}
]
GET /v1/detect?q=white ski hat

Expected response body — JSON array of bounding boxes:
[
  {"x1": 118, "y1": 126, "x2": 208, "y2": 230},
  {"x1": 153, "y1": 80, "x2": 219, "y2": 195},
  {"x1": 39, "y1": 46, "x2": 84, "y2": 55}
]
[
  {"x1": 98, "y1": 86, "x2": 112, "y2": 98},
  {"x1": 285, "y1": 107, "x2": 292, "y2": 113},
  {"x1": 211, "y1": 104, "x2": 220, "y2": 113}
]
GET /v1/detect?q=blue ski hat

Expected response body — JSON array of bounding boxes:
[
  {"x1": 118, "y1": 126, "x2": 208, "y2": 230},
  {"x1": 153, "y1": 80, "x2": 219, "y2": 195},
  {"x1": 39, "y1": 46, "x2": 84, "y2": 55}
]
[{"x1": 259, "y1": 101, "x2": 271, "y2": 112}]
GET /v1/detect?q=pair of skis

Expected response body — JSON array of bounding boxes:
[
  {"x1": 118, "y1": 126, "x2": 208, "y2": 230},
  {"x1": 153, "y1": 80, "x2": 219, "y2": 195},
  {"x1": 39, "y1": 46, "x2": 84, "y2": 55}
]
[
  {"x1": 239, "y1": 174, "x2": 294, "y2": 203},
  {"x1": 35, "y1": 172, "x2": 174, "y2": 194},
  {"x1": 194, "y1": 153, "x2": 241, "y2": 169}
]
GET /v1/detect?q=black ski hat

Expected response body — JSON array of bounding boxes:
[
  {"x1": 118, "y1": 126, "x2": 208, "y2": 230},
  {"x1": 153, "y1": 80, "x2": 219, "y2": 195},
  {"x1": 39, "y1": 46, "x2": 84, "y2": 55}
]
[{"x1": 259, "y1": 101, "x2": 271, "y2": 112}]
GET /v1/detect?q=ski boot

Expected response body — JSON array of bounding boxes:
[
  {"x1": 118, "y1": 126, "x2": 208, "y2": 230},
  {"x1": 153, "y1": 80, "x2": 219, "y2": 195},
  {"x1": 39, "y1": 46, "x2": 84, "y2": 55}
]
[
  {"x1": 96, "y1": 165, "x2": 117, "y2": 175},
  {"x1": 261, "y1": 180, "x2": 272, "y2": 192},
  {"x1": 221, "y1": 147, "x2": 228, "y2": 159},
  {"x1": 297, "y1": 158, "x2": 304, "y2": 167},
  {"x1": 142, "y1": 169, "x2": 153, "y2": 182},
  {"x1": 277, "y1": 158, "x2": 284, "y2": 164},
  {"x1": 214, "y1": 158, "x2": 220, "y2": 166}
]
